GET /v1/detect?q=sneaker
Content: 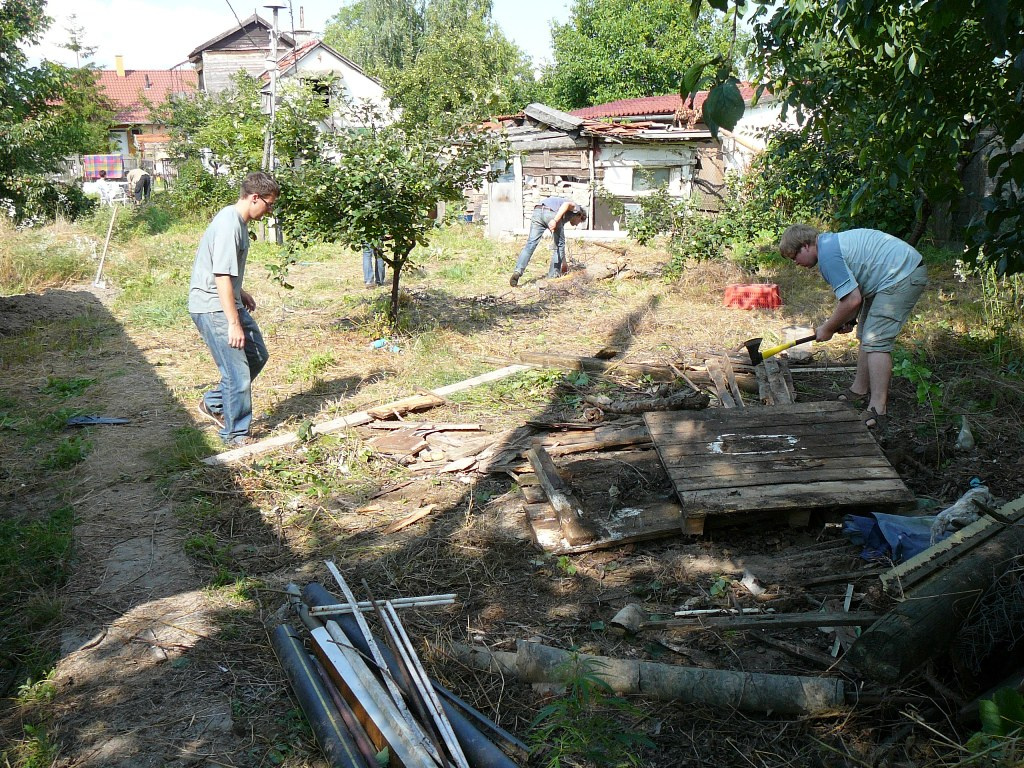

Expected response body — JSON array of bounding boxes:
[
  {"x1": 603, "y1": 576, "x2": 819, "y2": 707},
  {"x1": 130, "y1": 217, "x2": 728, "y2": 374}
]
[
  {"x1": 509, "y1": 271, "x2": 521, "y2": 287},
  {"x1": 227, "y1": 436, "x2": 256, "y2": 447},
  {"x1": 196, "y1": 400, "x2": 225, "y2": 430}
]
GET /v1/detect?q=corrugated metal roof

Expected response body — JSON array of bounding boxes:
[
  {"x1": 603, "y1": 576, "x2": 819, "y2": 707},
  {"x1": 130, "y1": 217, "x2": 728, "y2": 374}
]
[
  {"x1": 570, "y1": 82, "x2": 760, "y2": 120},
  {"x1": 96, "y1": 69, "x2": 198, "y2": 124}
]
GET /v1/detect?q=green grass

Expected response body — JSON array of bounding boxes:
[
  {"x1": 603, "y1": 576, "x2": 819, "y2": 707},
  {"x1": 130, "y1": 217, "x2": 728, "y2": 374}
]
[
  {"x1": 42, "y1": 435, "x2": 92, "y2": 469},
  {"x1": 286, "y1": 351, "x2": 338, "y2": 384},
  {"x1": 0, "y1": 504, "x2": 74, "y2": 688},
  {"x1": 40, "y1": 376, "x2": 94, "y2": 399}
]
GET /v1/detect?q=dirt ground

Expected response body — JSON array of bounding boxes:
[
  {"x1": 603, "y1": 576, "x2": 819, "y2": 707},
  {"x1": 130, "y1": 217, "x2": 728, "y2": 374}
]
[{"x1": 3, "y1": 239, "x2": 1023, "y2": 768}]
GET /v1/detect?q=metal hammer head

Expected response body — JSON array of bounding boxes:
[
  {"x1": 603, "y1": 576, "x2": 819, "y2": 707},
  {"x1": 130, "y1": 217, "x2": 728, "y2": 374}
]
[{"x1": 743, "y1": 337, "x2": 764, "y2": 366}]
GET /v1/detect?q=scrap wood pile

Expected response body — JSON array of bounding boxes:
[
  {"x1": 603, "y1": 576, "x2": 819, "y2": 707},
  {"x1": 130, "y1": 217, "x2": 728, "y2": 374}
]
[{"x1": 270, "y1": 562, "x2": 528, "y2": 768}]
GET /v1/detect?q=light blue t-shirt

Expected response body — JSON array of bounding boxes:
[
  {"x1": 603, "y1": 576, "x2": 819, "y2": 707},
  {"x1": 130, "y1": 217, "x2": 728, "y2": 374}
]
[
  {"x1": 538, "y1": 196, "x2": 582, "y2": 215},
  {"x1": 188, "y1": 206, "x2": 249, "y2": 314},
  {"x1": 816, "y1": 229, "x2": 923, "y2": 300}
]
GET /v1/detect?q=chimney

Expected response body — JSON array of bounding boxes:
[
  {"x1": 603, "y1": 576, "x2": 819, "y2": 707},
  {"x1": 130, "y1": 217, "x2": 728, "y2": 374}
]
[{"x1": 115, "y1": 55, "x2": 125, "y2": 77}]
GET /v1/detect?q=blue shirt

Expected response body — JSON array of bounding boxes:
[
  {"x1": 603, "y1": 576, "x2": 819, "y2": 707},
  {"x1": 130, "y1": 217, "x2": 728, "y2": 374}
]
[
  {"x1": 817, "y1": 229, "x2": 923, "y2": 300},
  {"x1": 538, "y1": 196, "x2": 582, "y2": 215}
]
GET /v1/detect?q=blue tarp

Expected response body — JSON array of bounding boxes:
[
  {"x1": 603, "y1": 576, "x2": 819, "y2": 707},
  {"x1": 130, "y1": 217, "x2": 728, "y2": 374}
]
[{"x1": 842, "y1": 512, "x2": 947, "y2": 564}]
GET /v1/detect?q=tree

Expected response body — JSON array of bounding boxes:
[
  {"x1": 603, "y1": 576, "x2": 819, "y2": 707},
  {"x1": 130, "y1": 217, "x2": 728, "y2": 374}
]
[
  {"x1": 0, "y1": 0, "x2": 112, "y2": 223},
  {"x1": 538, "y1": 0, "x2": 744, "y2": 110},
  {"x1": 738, "y1": 0, "x2": 1024, "y2": 269},
  {"x1": 384, "y1": 7, "x2": 537, "y2": 127},
  {"x1": 155, "y1": 72, "x2": 330, "y2": 214},
  {"x1": 325, "y1": 0, "x2": 536, "y2": 125},
  {"x1": 276, "y1": 110, "x2": 504, "y2": 322},
  {"x1": 59, "y1": 13, "x2": 97, "y2": 68},
  {"x1": 323, "y1": 0, "x2": 425, "y2": 77}
]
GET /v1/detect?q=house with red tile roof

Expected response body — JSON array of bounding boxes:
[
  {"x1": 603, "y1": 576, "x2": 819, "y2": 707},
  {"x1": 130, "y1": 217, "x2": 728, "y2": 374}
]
[{"x1": 95, "y1": 57, "x2": 198, "y2": 169}]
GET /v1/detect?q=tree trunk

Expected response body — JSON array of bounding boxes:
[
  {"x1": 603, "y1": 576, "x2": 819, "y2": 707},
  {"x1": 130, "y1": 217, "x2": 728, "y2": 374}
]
[
  {"x1": 907, "y1": 193, "x2": 932, "y2": 247},
  {"x1": 846, "y1": 521, "x2": 1024, "y2": 682}
]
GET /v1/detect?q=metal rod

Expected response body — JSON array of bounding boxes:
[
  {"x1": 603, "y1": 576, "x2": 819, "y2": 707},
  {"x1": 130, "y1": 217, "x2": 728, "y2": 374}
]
[
  {"x1": 310, "y1": 594, "x2": 456, "y2": 617},
  {"x1": 384, "y1": 601, "x2": 470, "y2": 768}
]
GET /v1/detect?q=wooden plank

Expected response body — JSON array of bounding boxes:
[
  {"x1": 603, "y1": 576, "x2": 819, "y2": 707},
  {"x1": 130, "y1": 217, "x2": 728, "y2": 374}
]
[
  {"x1": 643, "y1": 612, "x2": 881, "y2": 631},
  {"x1": 657, "y1": 441, "x2": 886, "y2": 465},
  {"x1": 431, "y1": 364, "x2": 533, "y2": 396},
  {"x1": 653, "y1": 425, "x2": 880, "y2": 453},
  {"x1": 721, "y1": 356, "x2": 744, "y2": 406},
  {"x1": 763, "y1": 357, "x2": 794, "y2": 404},
  {"x1": 677, "y1": 479, "x2": 913, "y2": 511},
  {"x1": 667, "y1": 465, "x2": 904, "y2": 492},
  {"x1": 659, "y1": 452, "x2": 891, "y2": 475},
  {"x1": 526, "y1": 501, "x2": 683, "y2": 554},
  {"x1": 524, "y1": 103, "x2": 584, "y2": 131},
  {"x1": 644, "y1": 401, "x2": 856, "y2": 433},
  {"x1": 526, "y1": 446, "x2": 597, "y2": 545},
  {"x1": 310, "y1": 625, "x2": 438, "y2": 768},
  {"x1": 705, "y1": 358, "x2": 738, "y2": 407}
]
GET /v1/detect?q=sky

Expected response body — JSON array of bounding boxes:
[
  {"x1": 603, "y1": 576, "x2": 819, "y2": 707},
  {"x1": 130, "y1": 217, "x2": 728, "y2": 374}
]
[{"x1": 26, "y1": 0, "x2": 571, "y2": 71}]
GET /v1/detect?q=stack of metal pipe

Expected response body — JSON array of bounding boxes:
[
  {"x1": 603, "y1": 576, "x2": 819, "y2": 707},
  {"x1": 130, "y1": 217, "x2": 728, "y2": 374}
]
[{"x1": 268, "y1": 564, "x2": 527, "y2": 768}]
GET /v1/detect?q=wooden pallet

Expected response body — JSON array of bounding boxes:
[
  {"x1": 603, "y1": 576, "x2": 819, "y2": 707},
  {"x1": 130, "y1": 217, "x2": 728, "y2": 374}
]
[{"x1": 645, "y1": 401, "x2": 914, "y2": 535}]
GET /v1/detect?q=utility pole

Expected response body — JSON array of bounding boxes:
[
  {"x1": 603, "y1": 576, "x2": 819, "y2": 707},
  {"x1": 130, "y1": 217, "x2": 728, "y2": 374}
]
[{"x1": 262, "y1": 0, "x2": 286, "y2": 243}]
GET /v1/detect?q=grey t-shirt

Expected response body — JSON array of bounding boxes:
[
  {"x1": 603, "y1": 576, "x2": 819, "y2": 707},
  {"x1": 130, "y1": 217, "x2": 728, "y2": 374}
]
[
  {"x1": 817, "y1": 229, "x2": 923, "y2": 300},
  {"x1": 188, "y1": 206, "x2": 249, "y2": 314}
]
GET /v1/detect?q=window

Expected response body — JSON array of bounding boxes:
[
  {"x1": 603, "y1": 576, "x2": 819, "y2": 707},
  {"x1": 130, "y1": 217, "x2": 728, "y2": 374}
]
[{"x1": 631, "y1": 167, "x2": 671, "y2": 192}]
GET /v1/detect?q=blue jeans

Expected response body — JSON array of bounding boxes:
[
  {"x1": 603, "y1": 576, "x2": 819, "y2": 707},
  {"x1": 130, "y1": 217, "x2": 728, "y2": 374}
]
[
  {"x1": 515, "y1": 208, "x2": 565, "y2": 278},
  {"x1": 191, "y1": 308, "x2": 268, "y2": 443},
  {"x1": 362, "y1": 246, "x2": 386, "y2": 285}
]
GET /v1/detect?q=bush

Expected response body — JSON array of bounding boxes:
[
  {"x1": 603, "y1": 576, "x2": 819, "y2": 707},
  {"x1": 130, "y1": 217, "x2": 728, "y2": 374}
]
[
  {"x1": 0, "y1": 176, "x2": 96, "y2": 228},
  {"x1": 169, "y1": 159, "x2": 234, "y2": 219}
]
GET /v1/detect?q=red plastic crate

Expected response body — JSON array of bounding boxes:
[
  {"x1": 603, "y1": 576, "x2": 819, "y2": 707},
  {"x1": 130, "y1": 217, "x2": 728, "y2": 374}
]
[{"x1": 723, "y1": 283, "x2": 782, "y2": 310}]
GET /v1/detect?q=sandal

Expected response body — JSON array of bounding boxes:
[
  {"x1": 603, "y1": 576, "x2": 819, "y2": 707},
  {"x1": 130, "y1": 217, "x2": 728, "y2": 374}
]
[
  {"x1": 832, "y1": 387, "x2": 868, "y2": 406},
  {"x1": 860, "y1": 407, "x2": 889, "y2": 431}
]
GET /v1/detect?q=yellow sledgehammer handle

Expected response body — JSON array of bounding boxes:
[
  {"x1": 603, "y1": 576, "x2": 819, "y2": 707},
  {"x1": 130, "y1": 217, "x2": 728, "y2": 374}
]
[{"x1": 760, "y1": 334, "x2": 816, "y2": 361}]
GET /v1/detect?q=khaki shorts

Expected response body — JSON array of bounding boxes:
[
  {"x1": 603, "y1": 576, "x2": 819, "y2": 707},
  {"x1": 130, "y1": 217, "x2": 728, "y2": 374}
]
[{"x1": 858, "y1": 265, "x2": 928, "y2": 352}]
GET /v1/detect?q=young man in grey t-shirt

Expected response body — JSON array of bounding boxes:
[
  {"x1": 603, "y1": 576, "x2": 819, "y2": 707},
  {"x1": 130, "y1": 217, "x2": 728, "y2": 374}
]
[{"x1": 189, "y1": 171, "x2": 279, "y2": 446}]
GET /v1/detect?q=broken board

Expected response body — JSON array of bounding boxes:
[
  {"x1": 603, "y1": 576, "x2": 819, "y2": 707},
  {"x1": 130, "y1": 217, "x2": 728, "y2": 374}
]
[
  {"x1": 644, "y1": 401, "x2": 913, "y2": 534},
  {"x1": 518, "y1": 472, "x2": 683, "y2": 554}
]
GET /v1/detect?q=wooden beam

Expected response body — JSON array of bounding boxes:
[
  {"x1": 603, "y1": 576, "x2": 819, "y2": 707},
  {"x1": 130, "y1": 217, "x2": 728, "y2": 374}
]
[
  {"x1": 526, "y1": 446, "x2": 597, "y2": 546},
  {"x1": 203, "y1": 364, "x2": 531, "y2": 466}
]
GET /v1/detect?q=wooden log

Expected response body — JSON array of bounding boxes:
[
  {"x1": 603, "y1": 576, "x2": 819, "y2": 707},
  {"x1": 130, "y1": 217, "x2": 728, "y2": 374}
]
[
  {"x1": 846, "y1": 498, "x2": 1024, "y2": 683},
  {"x1": 508, "y1": 351, "x2": 760, "y2": 393},
  {"x1": 526, "y1": 446, "x2": 597, "y2": 545},
  {"x1": 581, "y1": 389, "x2": 709, "y2": 414},
  {"x1": 449, "y1": 640, "x2": 845, "y2": 716},
  {"x1": 542, "y1": 426, "x2": 652, "y2": 456}
]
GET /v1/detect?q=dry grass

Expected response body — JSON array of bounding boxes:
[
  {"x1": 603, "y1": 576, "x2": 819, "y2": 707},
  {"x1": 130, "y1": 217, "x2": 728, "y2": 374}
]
[{"x1": 3, "y1": 214, "x2": 1024, "y2": 767}]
